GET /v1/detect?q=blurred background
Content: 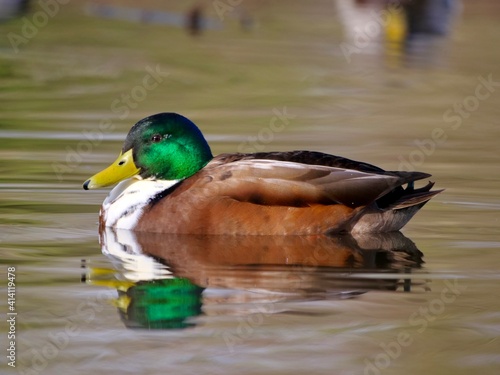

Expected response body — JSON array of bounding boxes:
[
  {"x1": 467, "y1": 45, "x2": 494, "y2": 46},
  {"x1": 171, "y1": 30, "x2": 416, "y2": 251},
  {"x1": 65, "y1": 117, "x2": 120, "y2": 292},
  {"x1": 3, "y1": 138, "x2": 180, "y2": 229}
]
[{"x1": 1, "y1": 1, "x2": 499, "y2": 375}]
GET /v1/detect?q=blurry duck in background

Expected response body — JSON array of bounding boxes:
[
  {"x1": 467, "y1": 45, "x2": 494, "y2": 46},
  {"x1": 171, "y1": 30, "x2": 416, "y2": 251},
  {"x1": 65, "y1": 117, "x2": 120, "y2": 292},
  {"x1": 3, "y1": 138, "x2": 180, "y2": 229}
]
[
  {"x1": 83, "y1": 113, "x2": 442, "y2": 235},
  {"x1": 335, "y1": 0, "x2": 459, "y2": 66}
]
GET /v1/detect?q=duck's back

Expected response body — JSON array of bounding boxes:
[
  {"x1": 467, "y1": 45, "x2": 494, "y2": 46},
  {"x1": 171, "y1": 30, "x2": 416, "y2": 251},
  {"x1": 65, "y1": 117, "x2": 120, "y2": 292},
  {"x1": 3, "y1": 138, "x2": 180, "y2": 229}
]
[{"x1": 132, "y1": 151, "x2": 441, "y2": 235}]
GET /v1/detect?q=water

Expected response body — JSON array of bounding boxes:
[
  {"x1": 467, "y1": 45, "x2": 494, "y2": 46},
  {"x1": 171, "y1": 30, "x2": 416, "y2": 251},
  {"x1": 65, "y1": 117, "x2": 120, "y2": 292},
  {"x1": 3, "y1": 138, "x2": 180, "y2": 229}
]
[{"x1": 1, "y1": 1, "x2": 500, "y2": 374}]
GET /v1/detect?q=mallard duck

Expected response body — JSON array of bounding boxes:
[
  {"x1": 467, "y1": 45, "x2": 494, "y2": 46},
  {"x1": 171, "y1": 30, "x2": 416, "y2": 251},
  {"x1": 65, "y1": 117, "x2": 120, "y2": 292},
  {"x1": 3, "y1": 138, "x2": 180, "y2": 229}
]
[{"x1": 83, "y1": 113, "x2": 442, "y2": 235}]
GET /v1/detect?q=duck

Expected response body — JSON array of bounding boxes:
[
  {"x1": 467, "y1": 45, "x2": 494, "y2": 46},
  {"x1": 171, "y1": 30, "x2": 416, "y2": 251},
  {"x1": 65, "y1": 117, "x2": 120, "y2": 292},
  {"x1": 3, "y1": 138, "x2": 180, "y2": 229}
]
[{"x1": 83, "y1": 112, "x2": 442, "y2": 235}]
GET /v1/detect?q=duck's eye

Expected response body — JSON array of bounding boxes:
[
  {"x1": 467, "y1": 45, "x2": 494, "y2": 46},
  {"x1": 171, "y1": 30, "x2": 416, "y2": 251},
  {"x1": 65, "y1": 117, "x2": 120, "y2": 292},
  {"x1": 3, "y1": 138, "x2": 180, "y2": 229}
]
[{"x1": 151, "y1": 134, "x2": 162, "y2": 143}]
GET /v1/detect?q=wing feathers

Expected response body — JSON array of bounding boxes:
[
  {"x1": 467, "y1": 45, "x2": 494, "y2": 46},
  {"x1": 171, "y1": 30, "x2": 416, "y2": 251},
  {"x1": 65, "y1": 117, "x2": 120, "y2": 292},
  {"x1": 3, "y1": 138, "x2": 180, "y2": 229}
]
[{"x1": 204, "y1": 159, "x2": 409, "y2": 208}]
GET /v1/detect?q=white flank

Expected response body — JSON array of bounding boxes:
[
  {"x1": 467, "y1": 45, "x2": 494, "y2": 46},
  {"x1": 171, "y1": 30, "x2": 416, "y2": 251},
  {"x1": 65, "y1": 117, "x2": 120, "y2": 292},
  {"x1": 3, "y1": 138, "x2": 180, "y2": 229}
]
[{"x1": 102, "y1": 177, "x2": 180, "y2": 230}]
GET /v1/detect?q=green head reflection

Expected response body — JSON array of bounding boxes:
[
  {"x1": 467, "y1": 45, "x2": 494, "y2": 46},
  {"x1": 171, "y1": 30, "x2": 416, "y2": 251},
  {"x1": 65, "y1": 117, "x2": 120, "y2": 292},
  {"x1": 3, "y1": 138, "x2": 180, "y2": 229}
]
[{"x1": 117, "y1": 278, "x2": 204, "y2": 330}]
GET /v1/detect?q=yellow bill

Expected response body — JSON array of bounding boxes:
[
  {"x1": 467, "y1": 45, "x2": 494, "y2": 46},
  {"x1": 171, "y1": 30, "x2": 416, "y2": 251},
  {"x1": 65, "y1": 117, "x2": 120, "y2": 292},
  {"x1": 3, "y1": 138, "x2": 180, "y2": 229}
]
[{"x1": 83, "y1": 149, "x2": 140, "y2": 190}]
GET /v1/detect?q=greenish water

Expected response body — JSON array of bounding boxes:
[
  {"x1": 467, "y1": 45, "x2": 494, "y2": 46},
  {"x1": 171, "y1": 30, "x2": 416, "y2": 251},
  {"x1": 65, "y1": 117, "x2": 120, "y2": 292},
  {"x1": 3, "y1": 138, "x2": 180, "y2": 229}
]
[{"x1": 1, "y1": 1, "x2": 500, "y2": 375}]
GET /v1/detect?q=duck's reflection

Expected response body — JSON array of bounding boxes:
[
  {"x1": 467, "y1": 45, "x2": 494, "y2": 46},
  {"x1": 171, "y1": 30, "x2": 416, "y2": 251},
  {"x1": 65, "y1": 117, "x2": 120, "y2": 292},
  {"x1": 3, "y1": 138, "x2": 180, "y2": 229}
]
[{"x1": 85, "y1": 228, "x2": 425, "y2": 329}]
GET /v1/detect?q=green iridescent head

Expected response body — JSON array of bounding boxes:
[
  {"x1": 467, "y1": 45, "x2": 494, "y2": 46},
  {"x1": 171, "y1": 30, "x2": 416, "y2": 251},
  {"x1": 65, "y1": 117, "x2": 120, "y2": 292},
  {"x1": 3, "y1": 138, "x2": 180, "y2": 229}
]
[{"x1": 83, "y1": 113, "x2": 213, "y2": 190}]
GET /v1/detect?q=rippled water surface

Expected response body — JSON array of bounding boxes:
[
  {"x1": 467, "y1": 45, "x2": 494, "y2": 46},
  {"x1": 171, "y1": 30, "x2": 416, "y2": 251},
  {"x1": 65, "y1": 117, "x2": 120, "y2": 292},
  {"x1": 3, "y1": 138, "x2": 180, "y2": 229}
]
[{"x1": 1, "y1": 1, "x2": 499, "y2": 375}]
